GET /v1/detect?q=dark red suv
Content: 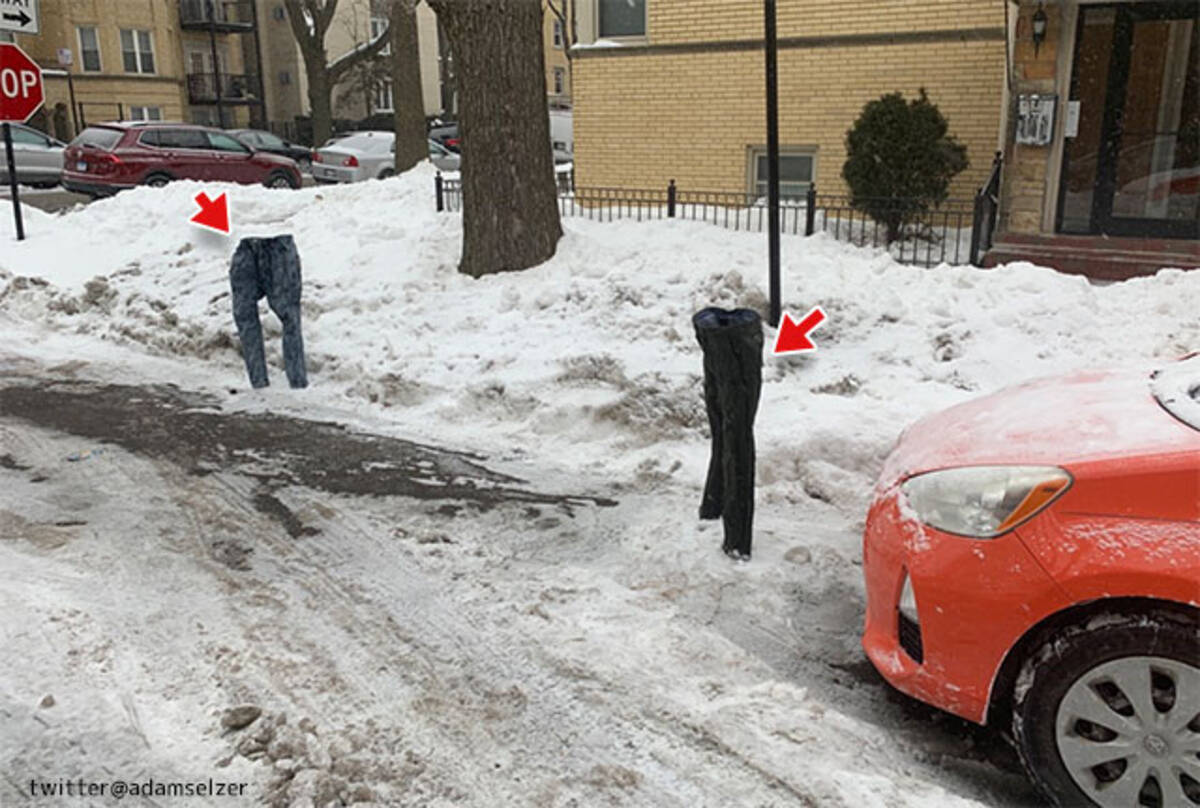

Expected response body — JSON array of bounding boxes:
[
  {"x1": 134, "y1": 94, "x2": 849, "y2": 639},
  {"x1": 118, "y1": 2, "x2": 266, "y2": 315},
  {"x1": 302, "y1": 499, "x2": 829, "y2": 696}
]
[{"x1": 62, "y1": 122, "x2": 302, "y2": 197}]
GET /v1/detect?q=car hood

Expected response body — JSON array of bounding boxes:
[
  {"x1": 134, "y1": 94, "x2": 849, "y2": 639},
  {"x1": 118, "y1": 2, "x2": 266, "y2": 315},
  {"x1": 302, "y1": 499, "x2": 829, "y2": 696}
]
[
  {"x1": 879, "y1": 364, "x2": 1200, "y2": 485},
  {"x1": 255, "y1": 151, "x2": 297, "y2": 167}
]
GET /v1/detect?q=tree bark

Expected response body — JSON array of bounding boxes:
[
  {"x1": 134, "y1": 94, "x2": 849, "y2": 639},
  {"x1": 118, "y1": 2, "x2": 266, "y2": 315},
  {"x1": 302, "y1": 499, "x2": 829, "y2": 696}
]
[
  {"x1": 390, "y1": 0, "x2": 428, "y2": 172},
  {"x1": 305, "y1": 60, "x2": 334, "y2": 147},
  {"x1": 426, "y1": 0, "x2": 562, "y2": 277}
]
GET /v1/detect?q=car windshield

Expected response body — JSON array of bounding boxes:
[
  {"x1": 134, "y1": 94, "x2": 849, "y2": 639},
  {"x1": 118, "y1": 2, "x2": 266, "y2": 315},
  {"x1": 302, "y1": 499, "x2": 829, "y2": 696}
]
[
  {"x1": 1151, "y1": 354, "x2": 1200, "y2": 431},
  {"x1": 70, "y1": 127, "x2": 123, "y2": 150}
]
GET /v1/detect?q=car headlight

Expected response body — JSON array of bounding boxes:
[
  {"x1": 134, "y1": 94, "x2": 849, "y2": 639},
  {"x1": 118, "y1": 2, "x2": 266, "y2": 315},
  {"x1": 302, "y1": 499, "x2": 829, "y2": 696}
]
[{"x1": 900, "y1": 465, "x2": 1072, "y2": 539}]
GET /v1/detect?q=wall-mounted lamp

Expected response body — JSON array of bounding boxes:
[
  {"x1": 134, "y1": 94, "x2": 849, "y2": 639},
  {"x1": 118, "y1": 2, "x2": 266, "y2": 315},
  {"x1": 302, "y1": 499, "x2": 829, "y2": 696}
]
[{"x1": 1031, "y1": 3, "x2": 1048, "y2": 56}]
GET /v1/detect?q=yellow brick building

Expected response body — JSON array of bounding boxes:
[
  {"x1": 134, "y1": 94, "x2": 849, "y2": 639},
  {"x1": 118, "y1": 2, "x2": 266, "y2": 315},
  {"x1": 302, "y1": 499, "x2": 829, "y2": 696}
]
[
  {"x1": 571, "y1": 0, "x2": 1007, "y2": 200},
  {"x1": 986, "y1": 1, "x2": 1197, "y2": 277},
  {"x1": 6, "y1": 0, "x2": 259, "y2": 137}
]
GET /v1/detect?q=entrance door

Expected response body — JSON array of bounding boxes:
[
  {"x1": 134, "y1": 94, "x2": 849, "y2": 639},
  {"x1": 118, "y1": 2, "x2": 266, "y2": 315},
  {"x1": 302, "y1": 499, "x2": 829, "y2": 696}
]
[{"x1": 1058, "y1": 2, "x2": 1199, "y2": 239}]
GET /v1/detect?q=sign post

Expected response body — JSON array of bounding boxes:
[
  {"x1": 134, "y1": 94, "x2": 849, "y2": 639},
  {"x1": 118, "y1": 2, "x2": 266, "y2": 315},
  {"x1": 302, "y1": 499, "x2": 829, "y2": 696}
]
[
  {"x1": 763, "y1": 0, "x2": 781, "y2": 328},
  {"x1": 0, "y1": 42, "x2": 45, "y2": 241}
]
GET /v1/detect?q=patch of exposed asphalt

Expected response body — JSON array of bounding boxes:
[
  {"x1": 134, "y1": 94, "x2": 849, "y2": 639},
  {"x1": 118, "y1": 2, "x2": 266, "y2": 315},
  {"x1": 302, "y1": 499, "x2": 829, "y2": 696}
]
[{"x1": 0, "y1": 378, "x2": 617, "y2": 513}]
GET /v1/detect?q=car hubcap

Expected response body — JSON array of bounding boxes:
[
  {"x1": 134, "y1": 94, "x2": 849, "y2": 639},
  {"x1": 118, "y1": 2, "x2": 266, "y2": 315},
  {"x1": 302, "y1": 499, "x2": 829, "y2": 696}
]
[{"x1": 1056, "y1": 656, "x2": 1200, "y2": 808}]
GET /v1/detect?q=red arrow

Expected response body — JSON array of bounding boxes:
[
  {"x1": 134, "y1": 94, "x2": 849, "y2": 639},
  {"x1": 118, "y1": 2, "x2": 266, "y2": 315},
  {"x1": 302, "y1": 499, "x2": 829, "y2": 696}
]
[
  {"x1": 772, "y1": 306, "x2": 827, "y2": 355},
  {"x1": 190, "y1": 191, "x2": 230, "y2": 234}
]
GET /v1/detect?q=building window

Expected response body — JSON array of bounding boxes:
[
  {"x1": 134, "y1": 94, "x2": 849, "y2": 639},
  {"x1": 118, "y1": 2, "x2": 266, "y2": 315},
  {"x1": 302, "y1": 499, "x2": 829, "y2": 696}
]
[
  {"x1": 749, "y1": 146, "x2": 816, "y2": 200},
  {"x1": 129, "y1": 106, "x2": 162, "y2": 121},
  {"x1": 371, "y1": 16, "x2": 391, "y2": 57},
  {"x1": 78, "y1": 26, "x2": 102, "y2": 72},
  {"x1": 553, "y1": 67, "x2": 565, "y2": 95},
  {"x1": 553, "y1": 18, "x2": 564, "y2": 48},
  {"x1": 598, "y1": 0, "x2": 646, "y2": 38},
  {"x1": 373, "y1": 80, "x2": 394, "y2": 113},
  {"x1": 120, "y1": 29, "x2": 155, "y2": 74}
]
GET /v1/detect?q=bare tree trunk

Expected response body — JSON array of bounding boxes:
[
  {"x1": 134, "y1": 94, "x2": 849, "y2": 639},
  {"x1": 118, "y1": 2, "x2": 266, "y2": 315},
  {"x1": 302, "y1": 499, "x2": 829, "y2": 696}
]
[
  {"x1": 427, "y1": 0, "x2": 562, "y2": 278},
  {"x1": 391, "y1": 0, "x2": 428, "y2": 172},
  {"x1": 283, "y1": 0, "x2": 391, "y2": 148},
  {"x1": 307, "y1": 65, "x2": 335, "y2": 147}
]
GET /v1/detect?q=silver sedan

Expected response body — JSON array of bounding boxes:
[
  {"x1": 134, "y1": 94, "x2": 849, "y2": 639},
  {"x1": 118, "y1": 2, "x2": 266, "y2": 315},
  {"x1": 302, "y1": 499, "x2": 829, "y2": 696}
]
[{"x1": 0, "y1": 123, "x2": 66, "y2": 188}]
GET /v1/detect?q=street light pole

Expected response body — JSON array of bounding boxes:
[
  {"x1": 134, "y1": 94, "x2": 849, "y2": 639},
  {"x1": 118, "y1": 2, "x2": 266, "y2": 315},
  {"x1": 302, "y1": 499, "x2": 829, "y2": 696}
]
[{"x1": 763, "y1": 0, "x2": 781, "y2": 328}]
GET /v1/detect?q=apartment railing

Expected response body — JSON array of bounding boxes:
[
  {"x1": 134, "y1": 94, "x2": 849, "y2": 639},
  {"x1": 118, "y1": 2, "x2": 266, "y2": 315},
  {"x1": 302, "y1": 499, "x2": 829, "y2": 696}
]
[
  {"x1": 179, "y1": 0, "x2": 257, "y2": 29},
  {"x1": 186, "y1": 72, "x2": 263, "y2": 104}
]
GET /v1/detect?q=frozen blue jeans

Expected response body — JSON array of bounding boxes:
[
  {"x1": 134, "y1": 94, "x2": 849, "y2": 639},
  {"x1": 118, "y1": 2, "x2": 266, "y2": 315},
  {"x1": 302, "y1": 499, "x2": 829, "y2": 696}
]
[{"x1": 229, "y1": 235, "x2": 308, "y2": 389}]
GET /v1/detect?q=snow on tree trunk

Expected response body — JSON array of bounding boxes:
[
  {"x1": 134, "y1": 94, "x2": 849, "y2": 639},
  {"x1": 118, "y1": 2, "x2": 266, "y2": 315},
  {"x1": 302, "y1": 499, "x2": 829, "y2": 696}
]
[
  {"x1": 427, "y1": 0, "x2": 563, "y2": 278},
  {"x1": 390, "y1": 0, "x2": 428, "y2": 172}
]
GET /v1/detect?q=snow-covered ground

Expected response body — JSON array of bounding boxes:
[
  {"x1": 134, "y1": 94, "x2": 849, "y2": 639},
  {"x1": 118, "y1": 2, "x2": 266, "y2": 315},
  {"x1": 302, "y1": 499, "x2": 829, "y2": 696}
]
[{"x1": 1, "y1": 164, "x2": 1196, "y2": 807}]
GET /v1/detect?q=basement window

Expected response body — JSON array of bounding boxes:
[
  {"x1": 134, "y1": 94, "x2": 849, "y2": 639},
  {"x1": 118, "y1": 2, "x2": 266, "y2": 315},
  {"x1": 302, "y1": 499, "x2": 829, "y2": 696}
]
[{"x1": 748, "y1": 146, "x2": 816, "y2": 201}]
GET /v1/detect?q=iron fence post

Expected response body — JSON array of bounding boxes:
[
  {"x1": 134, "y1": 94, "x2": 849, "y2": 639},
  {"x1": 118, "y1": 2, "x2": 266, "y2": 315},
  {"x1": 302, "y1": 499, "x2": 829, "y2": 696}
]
[
  {"x1": 969, "y1": 192, "x2": 984, "y2": 267},
  {"x1": 667, "y1": 179, "x2": 676, "y2": 218},
  {"x1": 805, "y1": 185, "x2": 817, "y2": 236},
  {"x1": 435, "y1": 172, "x2": 444, "y2": 212}
]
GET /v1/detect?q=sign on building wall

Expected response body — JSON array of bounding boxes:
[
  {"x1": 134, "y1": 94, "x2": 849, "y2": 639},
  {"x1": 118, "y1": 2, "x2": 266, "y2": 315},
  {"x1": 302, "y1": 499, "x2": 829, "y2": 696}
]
[
  {"x1": 1015, "y1": 93, "x2": 1056, "y2": 146},
  {"x1": 0, "y1": 0, "x2": 39, "y2": 36}
]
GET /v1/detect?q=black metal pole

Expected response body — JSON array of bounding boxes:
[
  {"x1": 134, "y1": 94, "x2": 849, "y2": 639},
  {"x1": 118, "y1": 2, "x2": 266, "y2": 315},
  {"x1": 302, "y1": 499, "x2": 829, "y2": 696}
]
[
  {"x1": 208, "y1": 1, "x2": 225, "y2": 128},
  {"x1": 764, "y1": 0, "x2": 781, "y2": 328},
  {"x1": 66, "y1": 70, "x2": 80, "y2": 135},
  {"x1": 4, "y1": 122, "x2": 26, "y2": 241}
]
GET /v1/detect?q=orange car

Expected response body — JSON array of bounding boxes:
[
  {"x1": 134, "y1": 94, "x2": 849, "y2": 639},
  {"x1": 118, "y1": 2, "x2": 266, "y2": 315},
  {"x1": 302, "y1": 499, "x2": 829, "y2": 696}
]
[{"x1": 862, "y1": 356, "x2": 1200, "y2": 808}]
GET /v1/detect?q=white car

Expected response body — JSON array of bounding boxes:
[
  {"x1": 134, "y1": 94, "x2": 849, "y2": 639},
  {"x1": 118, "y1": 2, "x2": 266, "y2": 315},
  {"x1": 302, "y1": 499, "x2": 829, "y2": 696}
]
[
  {"x1": 313, "y1": 130, "x2": 568, "y2": 182},
  {"x1": 311, "y1": 131, "x2": 397, "y2": 183},
  {"x1": 0, "y1": 123, "x2": 66, "y2": 188}
]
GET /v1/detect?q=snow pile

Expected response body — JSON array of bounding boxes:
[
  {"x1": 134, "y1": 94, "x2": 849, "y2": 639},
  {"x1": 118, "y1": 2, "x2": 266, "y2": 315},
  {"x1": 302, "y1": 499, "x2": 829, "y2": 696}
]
[
  {"x1": 2, "y1": 166, "x2": 1196, "y2": 520},
  {"x1": 1, "y1": 165, "x2": 1198, "y2": 808}
]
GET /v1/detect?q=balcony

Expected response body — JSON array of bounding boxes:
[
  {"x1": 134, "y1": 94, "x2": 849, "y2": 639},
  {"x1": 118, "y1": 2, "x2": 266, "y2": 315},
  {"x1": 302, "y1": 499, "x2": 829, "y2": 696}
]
[
  {"x1": 187, "y1": 72, "x2": 264, "y2": 105},
  {"x1": 179, "y1": 0, "x2": 257, "y2": 32}
]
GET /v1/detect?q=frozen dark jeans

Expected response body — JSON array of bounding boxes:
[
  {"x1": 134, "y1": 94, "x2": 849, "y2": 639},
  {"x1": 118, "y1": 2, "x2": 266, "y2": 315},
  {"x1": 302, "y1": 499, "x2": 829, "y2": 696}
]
[
  {"x1": 693, "y1": 307, "x2": 763, "y2": 559},
  {"x1": 230, "y1": 235, "x2": 308, "y2": 389}
]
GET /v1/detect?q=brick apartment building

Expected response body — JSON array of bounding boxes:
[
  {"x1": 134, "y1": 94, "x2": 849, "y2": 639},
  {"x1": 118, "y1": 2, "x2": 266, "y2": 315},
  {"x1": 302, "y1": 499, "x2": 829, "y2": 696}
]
[
  {"x1": 570, "y1": 0, "x2": 1198, "y2": 277},
  {"x1": 571, "y1": 0, "x2": 1007, "y2": 200}
]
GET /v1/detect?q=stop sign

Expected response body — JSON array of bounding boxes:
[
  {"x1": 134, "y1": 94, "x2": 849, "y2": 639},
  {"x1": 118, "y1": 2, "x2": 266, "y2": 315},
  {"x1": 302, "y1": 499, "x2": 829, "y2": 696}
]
[{"x1": 0, "y1": 44, "x2": 44, "y2": 124}]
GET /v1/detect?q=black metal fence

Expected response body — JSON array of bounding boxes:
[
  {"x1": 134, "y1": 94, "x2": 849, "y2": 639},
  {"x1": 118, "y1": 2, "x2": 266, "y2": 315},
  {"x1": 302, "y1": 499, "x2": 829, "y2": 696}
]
[
  {"x1": 436, "y1": 155, "x2": 1003, "y2": 269},
  {"x1": 77, "y1": 102, "x2": 125, "y2": 127}
]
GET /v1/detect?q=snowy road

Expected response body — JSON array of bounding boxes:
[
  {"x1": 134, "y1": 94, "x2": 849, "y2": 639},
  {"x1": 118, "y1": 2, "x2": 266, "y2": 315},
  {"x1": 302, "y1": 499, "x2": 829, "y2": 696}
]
[{"x1": 0, "y1": 361, "x2": 1040, "y2": 808}]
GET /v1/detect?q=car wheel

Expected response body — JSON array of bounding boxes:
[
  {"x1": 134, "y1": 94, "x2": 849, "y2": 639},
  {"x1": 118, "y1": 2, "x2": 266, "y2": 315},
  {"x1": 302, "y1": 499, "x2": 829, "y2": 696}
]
[
  {"x1": 377, "y1": 168, "x2": 395, "y2": 180},
  {"x1": 265, "y1": 171, "x2": 296, "y2": 190},
  {"x1": 297, "y1": 156, "x2": 311, "y2": 172},
  {"x1": 143, "y1": 173, "x2": 171, "y2": 188},
  {"x1": 1013, "y1": 610, "x2": 1200, "y2": 808}
]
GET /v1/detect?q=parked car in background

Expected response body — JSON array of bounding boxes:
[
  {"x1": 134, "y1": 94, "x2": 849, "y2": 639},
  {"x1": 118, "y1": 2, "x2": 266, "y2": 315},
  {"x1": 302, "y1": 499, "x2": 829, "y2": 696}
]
[
  {"x1": 311, "y1": 131, "x2": 397, "y2": 183},
  {"x1": 61, "y1": 123, "x2": 302, "y2": 197},
  {"x1": 229, "y1": 129, "x2": 313, "y2": 172},
  {"x1": 0, "y1": 123, "x2": 66, "y2": 188},
  {"x1": 428, "y1": 122, "x2": 459, "y2": 153},
  {"x1": 428, "y1": 139, "x2": 460, "y2": 172},
  {"x1": 861, "y1": 356, "x2": 1200, "y2": 808}
]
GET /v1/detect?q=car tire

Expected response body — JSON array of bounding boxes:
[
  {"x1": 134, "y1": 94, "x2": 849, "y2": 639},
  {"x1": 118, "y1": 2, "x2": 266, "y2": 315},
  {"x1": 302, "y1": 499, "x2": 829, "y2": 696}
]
[
  {"x1": 1012, "y1": 609, "x2": 1200, "y2": 808},
  {"x1": 297, "y1": 156, "x2": 311, "y2": 173},
  {"x1": 143, "y1": 173, "x2": 172, "y2": 189},
  {"x1": 265, "y1": 171, "x2": 297, "y2": 190},
  {"x1": 377, "y1": 168, "x2": 395, "y2": 180}
]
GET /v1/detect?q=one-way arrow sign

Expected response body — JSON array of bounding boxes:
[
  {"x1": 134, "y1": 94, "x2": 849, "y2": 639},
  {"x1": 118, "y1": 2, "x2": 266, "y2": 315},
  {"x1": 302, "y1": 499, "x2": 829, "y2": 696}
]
[{"x1": 0, "y1": 0, "x2": 39, "y2": 36}]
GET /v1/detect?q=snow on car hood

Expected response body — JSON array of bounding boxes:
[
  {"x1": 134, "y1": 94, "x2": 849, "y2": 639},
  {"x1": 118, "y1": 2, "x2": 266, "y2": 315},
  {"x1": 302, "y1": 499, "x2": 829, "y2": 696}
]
[{"x1": 879, "y1": 362, "x2": 1200, "y2": 485}]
